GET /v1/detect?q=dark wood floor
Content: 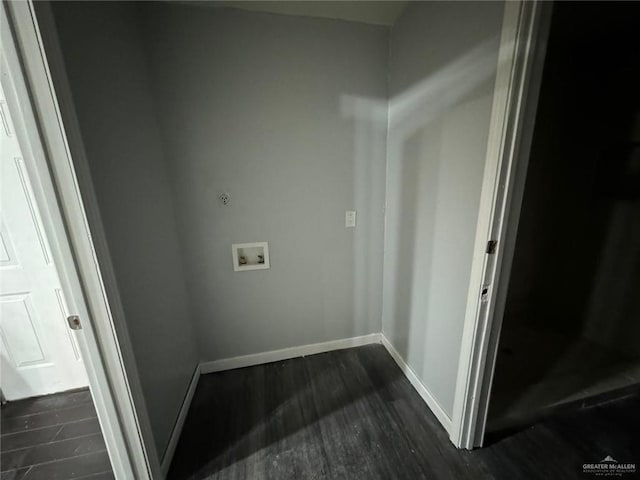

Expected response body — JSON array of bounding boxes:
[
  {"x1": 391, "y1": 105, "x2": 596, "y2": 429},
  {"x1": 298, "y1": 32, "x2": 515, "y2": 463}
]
[
  {"x1": 0, "y1": 388, "x2": 113, "y2": 480},
  {"x1": 168, "y1": 344, "x2": 640, "y2": 480},
  {"x1": 488, "y1": 324, "x2": 640, "y2": 432}
]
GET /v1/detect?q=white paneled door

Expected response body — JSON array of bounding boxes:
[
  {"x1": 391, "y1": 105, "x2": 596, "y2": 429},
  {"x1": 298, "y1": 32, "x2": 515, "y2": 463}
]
[{"x1": 0, "y1": 83, "x2": 88, "y2": 400}]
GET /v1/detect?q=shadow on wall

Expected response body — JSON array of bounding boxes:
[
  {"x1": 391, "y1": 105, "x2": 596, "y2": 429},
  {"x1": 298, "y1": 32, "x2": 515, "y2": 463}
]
[
  {"x1": 581, "y1": 110, "x2": 640, "y2": 359},
  {"x1": 582, "y1": 202, "x2": 640, "y2": 357},
  {"x1": 340, "y1": 96, "x2": 388, "y2": 340},
  {"x1": 342, "y1": 34, "x2": 502, "y2": 415}
]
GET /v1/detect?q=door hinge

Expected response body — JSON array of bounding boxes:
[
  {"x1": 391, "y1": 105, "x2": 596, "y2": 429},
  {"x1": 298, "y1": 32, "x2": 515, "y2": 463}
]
[
  {"x1": 486, "y1": 240, "x2": 498, "y2": 254},
  {"x1": 67, "y1": 315, "x2": 82, "y2": 330}
]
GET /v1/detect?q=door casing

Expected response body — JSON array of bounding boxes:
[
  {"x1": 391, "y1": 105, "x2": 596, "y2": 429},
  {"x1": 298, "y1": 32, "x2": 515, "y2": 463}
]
[{"x1": 450, "y1": 0, "x2": 553, "y2": 449}]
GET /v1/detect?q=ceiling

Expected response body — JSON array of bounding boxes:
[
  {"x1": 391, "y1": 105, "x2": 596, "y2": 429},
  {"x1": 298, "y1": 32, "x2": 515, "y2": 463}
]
[{"x1": 210, "y1": 1, "x2": 408, "y2": 27}]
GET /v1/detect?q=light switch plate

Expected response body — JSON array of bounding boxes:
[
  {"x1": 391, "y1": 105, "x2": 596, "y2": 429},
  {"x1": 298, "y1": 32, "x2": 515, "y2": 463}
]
[{"x1": 345, "y1": 210, "x2": 356, "y2": 228}]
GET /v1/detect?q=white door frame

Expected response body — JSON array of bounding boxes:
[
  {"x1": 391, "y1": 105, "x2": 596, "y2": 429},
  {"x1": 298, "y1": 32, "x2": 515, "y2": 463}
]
[
  {"x1": 4, "y1": 2, "x2": 161, "y2": 477},
  {"x1": 450, "y1": 0, "x2": 553, "y2": 449}
]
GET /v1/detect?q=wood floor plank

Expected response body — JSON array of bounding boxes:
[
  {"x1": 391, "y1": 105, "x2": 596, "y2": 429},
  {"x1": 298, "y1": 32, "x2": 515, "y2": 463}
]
[
  {"x1": 52, "y1": 418, "x2": 102, "y2": 442},
  {"x1": 1, "y1": 390, "x2": 92, "y2": 421},
  {"x1": 167, "y1": 344, "x2": 639, "y2": 480},
  {"x1": 20, "y1": 451, "x2": 111, "y2": 480},
  {"x1": 0, "y1": 468, "x2": 30, "y2": 480},
  {"x1": 1, "y1": 433, "x2": 106, "y2": 472},
  {"x1": 74, "y1": 472, "x2": 115, "y2": 480},
  {"x1": 1, "y1": 403, "x2": 97, "y2": 436},
  {"x1": 0, "y1": 426, "x2": 61, "y2": 454},
  {"x1": 1, "y1": 418, "x2": 102, "y2": 454}
]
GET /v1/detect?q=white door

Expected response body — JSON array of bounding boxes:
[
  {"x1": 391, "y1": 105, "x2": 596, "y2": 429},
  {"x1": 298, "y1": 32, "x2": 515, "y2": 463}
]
[{"x1": 0, "y1": 82, "x2": 88, "y2": 400}]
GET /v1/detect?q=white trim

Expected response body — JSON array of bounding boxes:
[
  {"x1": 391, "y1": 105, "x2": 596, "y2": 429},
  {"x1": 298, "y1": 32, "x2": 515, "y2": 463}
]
[
  {"x1": 450, "y1": 0, "x2": 551, "y2": 449},
  {"x1": 380, "y1": 335, "x2": 452, "y2": 433},
  {"x1": 5, "y1": 2, "x2": 157, "y2": 477},
  {"x1": 200, "y1": 334, "x2": 381, "y2": 374},
  {"x1": 467, "y1": 4, "x2": 552, "y2": 449},
  {"x1": 160, "y1": 364, "x2": 201, "y2": 478}
]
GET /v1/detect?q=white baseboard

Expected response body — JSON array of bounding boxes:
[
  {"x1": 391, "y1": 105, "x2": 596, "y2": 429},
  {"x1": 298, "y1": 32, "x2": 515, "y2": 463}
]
[
  {"x1": 160, "y1": 363, "x2": 201, "y2": 478},
  {"x1": 380, "y1": 334, "x2": 452, "y2": 433},
  {"x1": 200, "y1": 333, "x2": 382, "y2": 374}
]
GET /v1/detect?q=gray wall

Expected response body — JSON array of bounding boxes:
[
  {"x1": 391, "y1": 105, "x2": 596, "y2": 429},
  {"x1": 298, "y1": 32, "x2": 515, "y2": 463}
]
[
  {"x1": 382, "y1": 1, "x2": 503, "y2": 417},
  {"x1": 50, "y1": 0, "x2": 509, "y2": 444},
  {"x1": 139, "y1": 4, "x2": 389, "y2": 361},
  {"x1": 50, "y1": 2, "x2": 200, "y2": 457}
]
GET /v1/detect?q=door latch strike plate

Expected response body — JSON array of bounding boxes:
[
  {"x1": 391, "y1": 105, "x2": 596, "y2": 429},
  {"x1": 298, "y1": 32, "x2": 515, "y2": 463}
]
[
  {"x1": 67, "y1": 315, "x2": 82, "y2": 330},
  {"x1": 486, "y1": 240, "x2": 498, "y2": 254}
]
